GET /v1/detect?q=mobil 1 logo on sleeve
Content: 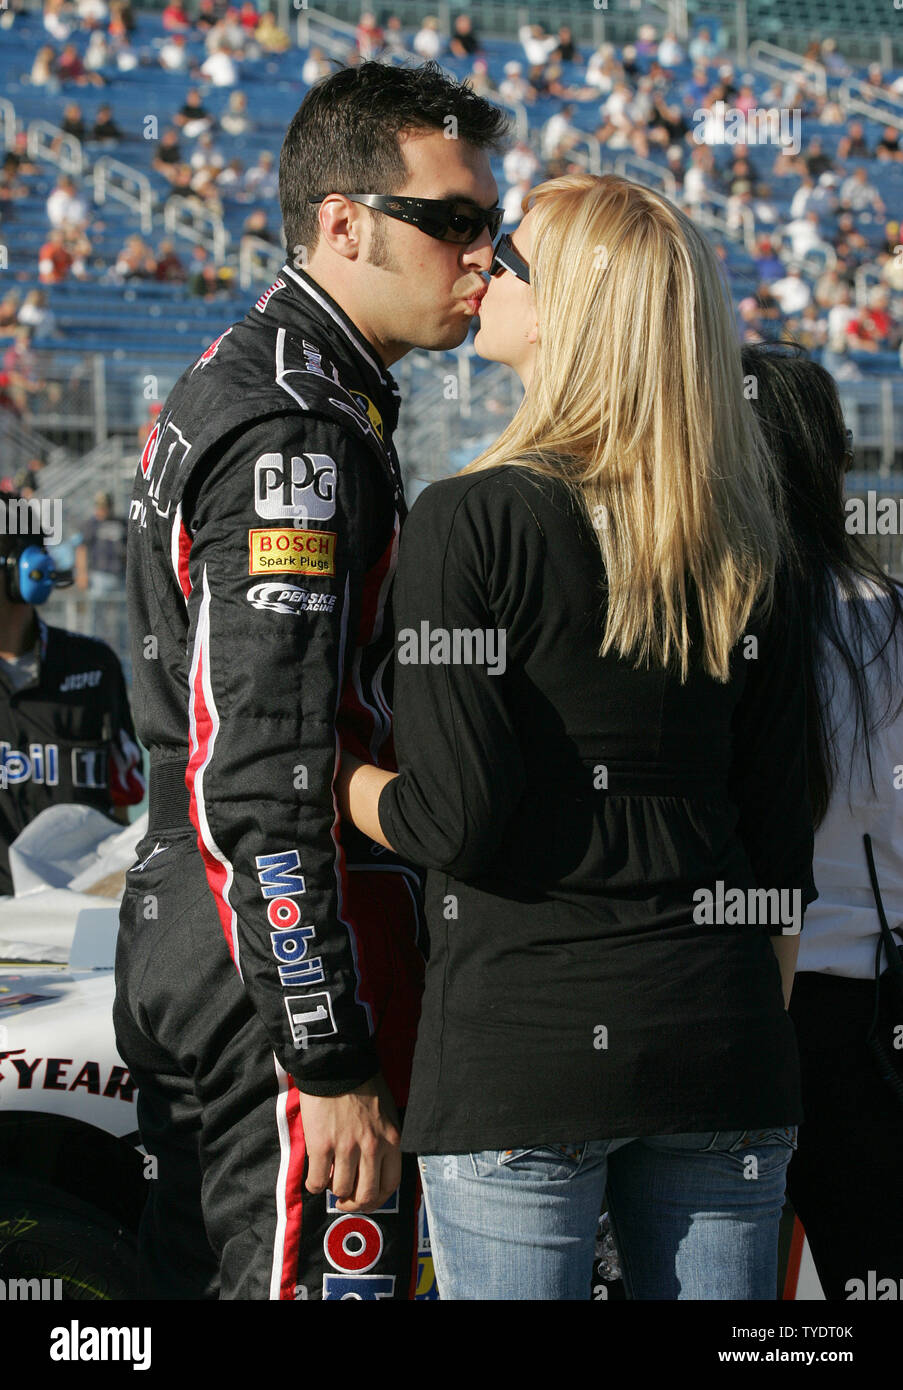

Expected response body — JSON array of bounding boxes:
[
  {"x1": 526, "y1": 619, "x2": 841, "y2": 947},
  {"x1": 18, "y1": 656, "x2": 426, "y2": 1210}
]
[{"x1": 255, "y1": 453, "x2": 336, "y2": 523}]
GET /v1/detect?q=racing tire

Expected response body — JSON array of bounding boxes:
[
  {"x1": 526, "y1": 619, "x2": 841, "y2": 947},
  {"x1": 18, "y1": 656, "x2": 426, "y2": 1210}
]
[{"x1": 0, "y1": 1176, "x2": 138, "y2": 1300}]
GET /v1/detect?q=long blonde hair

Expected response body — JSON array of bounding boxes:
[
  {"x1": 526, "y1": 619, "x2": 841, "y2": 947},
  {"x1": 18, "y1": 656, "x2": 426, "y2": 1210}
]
[{"x1": 464, "y1": 174, "x2": 787, "y2": 683}]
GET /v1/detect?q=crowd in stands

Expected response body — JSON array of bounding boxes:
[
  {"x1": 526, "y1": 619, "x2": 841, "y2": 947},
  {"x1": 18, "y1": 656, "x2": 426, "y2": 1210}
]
[{"x1": 0, "y1": 0, "x2": 900, "y2": 446}]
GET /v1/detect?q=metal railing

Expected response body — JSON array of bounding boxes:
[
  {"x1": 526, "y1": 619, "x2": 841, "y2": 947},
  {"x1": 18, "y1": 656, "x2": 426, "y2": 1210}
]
[
  {"x1": 838, "y1": 78, "x2": 903, "y2": 134},
  {"x1": 747, "y1": 40, "x2": 827, "y2": 97},
  {"x1": 26, "y1": 120, "x2": 84, "y2": 177},
  {"x1": 0, "y1": 96, "x2": 17, "y2": 152},
  {"x1": 94, "y1": 157, "x2": 154, "y2": 237},
  {"x1": 615, "y1": 152, "x2": 678, "y2": 197},
  {"x1": 163, "y1": 196, "x2": 229, "y2": 264},
  {"x1": 239, "y1": 236, "x2": 285, "y2": 291}
]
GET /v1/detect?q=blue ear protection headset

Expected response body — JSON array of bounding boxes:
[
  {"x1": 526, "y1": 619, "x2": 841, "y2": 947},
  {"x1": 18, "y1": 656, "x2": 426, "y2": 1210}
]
[{"x1": 4, "y1": 542, "x2": 73, "y2": 606}]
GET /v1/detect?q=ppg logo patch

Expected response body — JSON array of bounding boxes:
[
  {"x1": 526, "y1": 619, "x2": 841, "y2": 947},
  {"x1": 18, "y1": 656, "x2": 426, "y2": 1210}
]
[{"x1": 254, "y1": 453, "x2": 337, "y2": 523}]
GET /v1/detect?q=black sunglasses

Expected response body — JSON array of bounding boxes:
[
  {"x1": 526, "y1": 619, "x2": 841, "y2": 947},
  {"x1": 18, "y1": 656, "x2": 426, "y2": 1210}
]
[
  {"x1": 490, "y1": 232, "x2": 530, "y2": 285},
  {"x1": 307, "y1": 193, "x2": 504, "y2": 245}
]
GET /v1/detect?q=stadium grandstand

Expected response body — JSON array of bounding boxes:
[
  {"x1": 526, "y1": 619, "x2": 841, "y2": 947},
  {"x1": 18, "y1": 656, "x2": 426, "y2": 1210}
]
[{"x1": 0, "y1": 0, "x2": 901, "y2": 676}]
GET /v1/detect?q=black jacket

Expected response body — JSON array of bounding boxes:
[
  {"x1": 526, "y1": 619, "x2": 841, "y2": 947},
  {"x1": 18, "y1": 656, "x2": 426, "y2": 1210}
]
[
  {"x1": 0, "y1": 619, "x2": 144, "y2": 895},
  {"x1": 377, "y1": 467, "x2": 817, "y2": 1151},
  {"x1": 126, "y1": 264, "x2": 420, "y2": 1096}
]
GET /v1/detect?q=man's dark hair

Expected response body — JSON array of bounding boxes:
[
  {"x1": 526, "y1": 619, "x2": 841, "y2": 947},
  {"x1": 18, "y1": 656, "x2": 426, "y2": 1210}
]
[{"x1": 279, "y1": 62, "x2": 509, "y2": 260}]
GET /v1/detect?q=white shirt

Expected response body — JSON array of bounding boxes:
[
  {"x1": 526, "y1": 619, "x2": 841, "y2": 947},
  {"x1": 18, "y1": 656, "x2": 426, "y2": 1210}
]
[
  {"x1": 503, "y1": 146, "x2": 540, "y2": 186},
  {"x1": 413, "y1": 27, "x2": 441, "y2": 60},
  {"x1": 798, "y1": 576, "x2": 903, "y2": 978},
  {"x1": 783, "y1": 218, "x2": 822, "y2": 257},
  {"x1": 840, "y1": 175, "x2": 879, "y2": 211},
  {"x1": 769, "y1": 274, "x2": 811, "y2": 314},
  {"x1": 519, "y1": 25, "x2": 556, "y2": 67},
  {"x1": 502, "y1": 185, "x2": 527, "y2": 226},
  {"x1": 542, "y1": 113, "x2": 575, "y2": 159},
  {"x1": 827, "y1": 302, "x2": 857, "y2": 341},
  {"x1": 658, "y1": 38, "x2": 683, "y2": 67},
  {"x1": 790, "y1": 185, "x2": 815, "y2": 219},
  {"x1": 46, "y1": 189, "x2": 87, "y2": 228},
  {"x1": 200, "y1": 51, "x2": 238, "y2": 86},
  {"x1": 160, "y1": 40, "x2": 189, "y2": 71}
]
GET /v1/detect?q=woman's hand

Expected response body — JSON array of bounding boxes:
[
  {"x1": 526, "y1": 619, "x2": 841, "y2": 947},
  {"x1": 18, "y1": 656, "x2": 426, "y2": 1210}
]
[{"x1": 336, "y1": 752, "x2": 398, "y2": 850}]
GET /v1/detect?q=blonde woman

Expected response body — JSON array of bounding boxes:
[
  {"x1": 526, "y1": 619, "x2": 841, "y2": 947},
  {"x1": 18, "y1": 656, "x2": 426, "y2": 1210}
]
[{"x1": 338, "y1": 175, "x2": 814, "y2": 1300}]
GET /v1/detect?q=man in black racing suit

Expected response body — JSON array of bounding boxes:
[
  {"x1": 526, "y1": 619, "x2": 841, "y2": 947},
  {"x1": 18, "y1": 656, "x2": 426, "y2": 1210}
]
[{"x1": 114, "y1": 62, "x2": 506, "y2": 1299}]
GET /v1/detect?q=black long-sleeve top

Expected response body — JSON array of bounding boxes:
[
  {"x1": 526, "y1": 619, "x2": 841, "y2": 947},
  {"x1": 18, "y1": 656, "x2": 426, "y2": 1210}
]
[{"x1": 378, "y1": 465, "x2": 816, "y2": 1154}]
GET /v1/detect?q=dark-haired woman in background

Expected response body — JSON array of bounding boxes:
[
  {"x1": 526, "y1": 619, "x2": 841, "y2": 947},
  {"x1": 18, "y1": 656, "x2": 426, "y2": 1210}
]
[{"x1": 743, "y1": 344, "x2": 903, "y2": 1300}]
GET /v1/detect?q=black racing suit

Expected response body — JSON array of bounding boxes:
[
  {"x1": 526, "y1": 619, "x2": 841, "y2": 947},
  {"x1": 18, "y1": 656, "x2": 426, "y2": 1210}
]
[
  {"x1": 0, "y1": 619, "x2": 144, "y2": 894},
  {"x1": 114, "y1": 265, "x2": 426, "y2": 1300}
]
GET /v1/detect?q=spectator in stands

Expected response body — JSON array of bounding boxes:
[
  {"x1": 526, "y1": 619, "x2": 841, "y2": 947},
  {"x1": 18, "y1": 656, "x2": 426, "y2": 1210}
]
[
  {"x1": 380, "y1": 13, "x2": 406, "y2": 56},
  {"x1": 216, "y1": 156, "x2": 246, "y2": 193},
  {"x1": 782, "y1": 209, "x2": 829, "y2": 263},
  {"x1": 837, "y1": 121, "x2": 871, "y2": 161},
  {"x1": 551, "y1": 25, "x2": 580, "y2": 65},
  {"x1": 84, "y1": 29, "x2": 113, "y2": 69},
  {"x1": 195, "y1": 0, "x2": 217, "y2": 33},
  {"x1": 542, "y1": 105, "x2": 580, "y2": 162},
  {"x1": 0, "y1": 294, "x2": 22, "y2": 338},
  {"x1": 189, "y1": 262, "x2": 225, "y2": 299},
  {"x1": 30, "y1": 45, "x2": 59, "y2": 88},
  {"x1": 411, "y1": 14, "x2": 439, "y2": 60},
  {"x1": 220, "y1": 89, "x2": 251, "y2": 136},
  {"x1": 465, "y1": 58, "x2": 494, "y2": 99},
  {"x1": 18, "y1": 290, "x2": 57, "y2": 339},
  {"x1": 502, "y1": 176, "x2": 530, "y2": 228},
  {"x1": 44, "y1": 0, "x2": 73, "y2": 41},
  {"x1": 302, "y1": 46, "x2": 330, "y2": 84},
  {"x1": 0, "y1": 165, "x2": 27, "y2": 202},
  {"x1": 499, "y1": 62, "x2": 535, "y2": 107},
  {"x1": 77, "y1": 0, "x2": 109, "y2": 25},
  {"x1": 585, "y1": 43, "x2": 618, "y2": 94},
  {"x1": 2, "y1": 328, "x2": 45, "y2": 415},
  {"x1": 770, "y1": 265, "x2": 812, "y2": 317},
  {"x1": 648, "y1": 90, "x2": 688, "y2": 148},
  {"x1": 754, "y1": 236, "x2": 784, "y2": 282},
  {"x1": 657, "y1": 30, "x2": 683, "y2": 67},
  {"x1": 238, "y1": 1, "x2": 257, "y2": 33},
  {"x1": 503, "y1": 139, "x2": 541, "y2": 189},
  {"x1": 449, "y1": 14, "x2": 480, "y2": 58},
  {"x1": 162, "y1": 0, "x2": 190, "y2": 30},
  {"x1": 75, "y1": 491, "x2": 127, "y2": 596},
  {"x1": 354, "y1": 10, "x2": 383, "y2": 59},
  {"x1": 840, "y1": 167, "x2": 885, "y2": 218},
  {"x1": 802, "y1": 137, "x2": 834, "y2": 180},
  {"x1": 200, "y1": 40, "x2": 238, "y2": 86},
  {"x1": 189, "y1": 131, "x2": 223, "y2": 175},
  {"x1": 107, "y1": 0, "x2": 135, "y2": 35},
  {"x1": 153, "y1": 239, "x2": 185, "y2": 283},
  {"x1": 243, "y1": 149, "x2": 277, "y2": 200},
  {"x1": 682, "y1": 145, "x2": 715, "y2": 209},
  {"x1": 91, "y1": 103, "x2": 123, "y2": 141},
  {"x1": 688, "y1": 26, "x2": 718, "y2": 66},
  {"x1": 3, "y1": 134, "x2": 38, "y2": 177},
  {"x1": 240, "y1": 207, "x2": 278, "y2": 249},
  {"x1": 847, "y1": 287, "x2": 898, "y2": 353},
  {"x1": 876, "y1": 127, "x2": 902, "y2": 163},
  {"x1": 826, "y1": 285, "x2": 858, "y2": 342},
  {"x1": 159, "y1": 30, "x2": 191, "y2": 71},
  {"x1": 176, "y1": 89, "x2": 214, "y2": 138},
  {"x1": 14, "y1": 458, "x2": 47, "y2": 497},
  {"x1": 59, "y1": 101, "x2": 87, "y2": 141},
  {"x1": 519, "y1": 23, "x2": 557, "y2": 68},
  {"x1": 113, "y1": 235, "x2": 157, "y2": 280},
  {"x1": 46, "y1": 175, "x2": 89, "y2": 232},
  {"x1": 255, "y1": 9, "x2": 289, "y2": 53},
  {"x1": 58, "y1": 41, "x2": 105, "y2": 86},
  {"x1": 152, "y1": 129, "x2": 184, "y2": 181},
  {"x1": 39, "y1": 230, "x2": 72, "y2": 284}
]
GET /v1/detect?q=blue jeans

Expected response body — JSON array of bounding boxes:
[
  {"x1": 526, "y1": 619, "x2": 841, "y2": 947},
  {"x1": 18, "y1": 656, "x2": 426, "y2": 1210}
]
[{"x1": 418, "y1": 1127, "x2": 797, "y2": 1300}]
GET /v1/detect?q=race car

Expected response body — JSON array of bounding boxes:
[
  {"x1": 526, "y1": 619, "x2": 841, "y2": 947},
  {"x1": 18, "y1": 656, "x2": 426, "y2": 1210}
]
[{"x1": 0, "y1": 807, "x2": 822, "y2": 1301}]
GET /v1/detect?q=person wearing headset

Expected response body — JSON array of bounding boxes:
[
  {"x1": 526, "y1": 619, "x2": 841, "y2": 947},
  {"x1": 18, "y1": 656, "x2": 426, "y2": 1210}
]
[{"x1": 0, "y1": 495, "x2": 145, "y2": 894}]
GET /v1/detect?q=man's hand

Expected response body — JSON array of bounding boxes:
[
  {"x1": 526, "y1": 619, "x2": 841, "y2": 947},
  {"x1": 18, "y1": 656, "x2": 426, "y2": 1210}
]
[{"x1": 299, "y1": 1071, "x2": 402, "y2": 1214}]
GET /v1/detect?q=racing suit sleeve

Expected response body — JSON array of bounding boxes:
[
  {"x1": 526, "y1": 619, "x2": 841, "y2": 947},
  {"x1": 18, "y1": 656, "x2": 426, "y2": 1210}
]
[{"x1": 182, "y1": 412, "x2": 388, "y2": 1095}]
